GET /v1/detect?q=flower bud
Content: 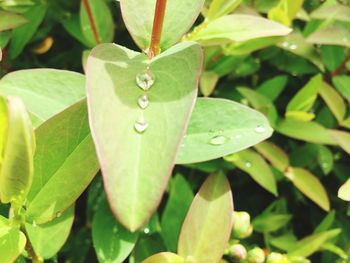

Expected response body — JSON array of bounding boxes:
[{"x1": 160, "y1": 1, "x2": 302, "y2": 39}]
[
  {"x1": 266, "y1": 252, "x2": 290, "y2": 263},
  {"x1": 229, "y1": 244, "x2": 247, "y2": 262},
  {"x1": 246, "y1": 247, "x2": 265, "y2": 263},
  {"x1": 232, "y1": 211, "x2": 253, "y2": 239}
]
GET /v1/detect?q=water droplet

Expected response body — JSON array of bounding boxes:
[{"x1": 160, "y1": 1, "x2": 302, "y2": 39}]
[
  {"x1": 255, "y1": 125, "x2": 266, "y2": 133},
  {"x1": 138, "y1": 94, "x2": 149, "y2": 109},
  {"x1": 245, "y1": 162, "x2": 252, "y2": 168},
  {"x1": 113, "y1": 226, "x2": 118, "y2": 233},
  {"x1": 209, "y1": 135, "x2": 229, "y2": 145},
  {"x1": 56, "y1": 212, "x2": 62, "y2": 218},
  {"x1": 144, "y1": 228, "x2": 150, "y2": 234},
  {"x1": 134, "y1": 114, "x2": 148, "y2": 133},
  {"x1": 32, "y1": 220, "x2": 37, "y2": 227},
  {"x1": 136, "y1": 72, "x2": 155, "y2": 91},
  {"x1": 289, "y1": 43, "x2": 298, "y2": 50},
  {"x1": 281, "y1": 41, "x2": 289, "y2": 48}
]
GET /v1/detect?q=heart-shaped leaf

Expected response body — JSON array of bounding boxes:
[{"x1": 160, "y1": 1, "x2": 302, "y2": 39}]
[
  {"x1": 0, "y1": 69, "x2": 86, "y2": 128},
  {"x1": 120, "y1": 0, "x2": 204, "y2": 51},
  {"x1": 0, "y1": 96, "x2": 35, "y2": 204},
  {"x1": 25, "y1": 206, "x2": 74, "y2": 259},
  {"x1": 177, "y1": 98, "x2": 273, "y2": 164},
  {"x1": 26, "y1": 100, "x2": 99, "y2": 224},
  {"x1": 92, "y1": 198, "x2": 139, "y2": 263},
  {"x1": 178, "y1": 173, "x2": 233, "y2": 263},
  {"x1": 86, "y1": 42, "x2": 203, "y2": 231}
]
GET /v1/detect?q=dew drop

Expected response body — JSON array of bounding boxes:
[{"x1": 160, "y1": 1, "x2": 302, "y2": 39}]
[
  {"x1": 138, "y1": 94, "x2": 149, "y2": 109},
  {"x1": 134, "y1": 114, "x2": 148, "y2": 133},
  {"x1": 56, "y1": 212, "x2": 62, "y2": 218},
  {"x1": 281, "y1": 41, "x2": 289, "y2": 48},
  {"x1": 255, "y1": 125, "x2": 266, "y2": 133},
  {"x1": 289, "y1": 43, "x2": 298, "y2": 50},
  {"x1": 32, "y1": 220, "x2": 37, "y2": 227},
  {"x1": 136, "y1": 72, "x2": 155, "y2": 91},
  {"x1": 209, "y1": 135, "x2": 229, "y2": 145},
  {"x1": 144, "y1": 228, "x2": 150, "y2": 234},
  {"x1": 113, "y1": 226, "x2": 118, "y2": 233},
  {"x1": 245, "y1": 162, "x2": 252, "y2": 168}
]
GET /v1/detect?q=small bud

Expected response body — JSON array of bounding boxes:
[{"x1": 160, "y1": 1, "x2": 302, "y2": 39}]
[
  {"x1": 246, "y1": 247, "x2": 265, "y2": 263},
  {"x1": 229, "y1": 244, "x2": 247, "y2": 262},
  {"x1": 266, "y1": 252, "x2": 290, "y2": 263},
  {"x1": 232, "y1": 211, "x2": 253, "y2": 239}
]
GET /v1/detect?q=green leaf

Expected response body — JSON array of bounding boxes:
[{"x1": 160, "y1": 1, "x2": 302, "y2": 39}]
[
  {"x1": 142, "y1": 252, "x2": 185, "y2": 263},
  {"x1": 62, "y1": 14, "x2": 91, "y2": 48},
  {"x1": 0, "y1": 11, "x2": 28, "y2": 31},
  {"x1": 207, "y1": 0, "x2": 242, "y2": 20},
  {"x1": 314, "y1": 210, "x2": 335, "y2": 233},
  {"x1": 311, "y1": 3, "x2": 350, "y2": 22},
  {"x1": 80, "y1": 0, "x2": 114, "y2": 46},
  {"x1": 254, "y1": 141, "x2": 289, "y2": 172},
  {"x1": 26, "y1": 100, "x2": 99, "y2": 224},
  {"x1": 92, "y1": 198, "x2": 138, "y2": 263},
  {"x1": 199, "y1": 71, "x2": 219, "y2": 97},
  {"x1": 338, "y1": 178, "x2": 350, "y2": 201},
  {"x1": 332, "y1": 75, "x2": 350, "y2": 104},
  {"x1": 0, "y1": 216, "x2": 26, "y2": 263},
  {"x1": 288, "y1": 229, "x2": 341, "y2": 257},
  {"x1": 25, "y1": 206, "x2": 74, "y2": 259},
  {"x1": 307, "y1": 25, "x2": 350, "y2": 48},
  {"x1": 256, "y1": 75, "x2": 288, "y2": 101},
  {"x1": 0, "y1": 96, "x2": 35, "y2": 204},
  {"x1": 284, "y1": 168, "x2": 330, "y2": 211},
  {"x1": 8, "y1": 3, "x2": 47, "y2": 59},
  {"x1": 120, "y1": 0, "x2": 204, "y2": 51},
  {"x1": 329, "y1": 130, "x2": 350, "y2": 156},
  {"x1": 321, "y1": 45, "x2": 348, "y2": 71},
  {"x1": 177, "y1": 98, "x2": 273, "y2": 164},
  {"x1": 237, "y1": 87, "x2": 278, "y2": 125},
  {"x1": 276, "y1": 119, "x2": 336, "y2": 145},
  {"x1": 317, "y1": 145, "x2": 333, "y2": 175},
  {"x1": 224, "y1": 149, "x2": 278, "y2": 195},
  {"x1": 319, "y1": 82, "x2": 346, "y2": 123},
  {"x1": 178, "y1": 173, "x2": 233, "y2": 263},
  {"x1": 191, "y1": 14, "x2": 292, "y2": 46},
  {"x1": 268, "y1": 0, "x2": 304, "y2": 26},
  {"x1": 0, "y1": 69, "x2": 86, "y2": 128},
  {"x1": 286, "y1": 74, "x2": 322, "y2": 113},
  {"x1": 86, "y1": 42, "x2": 202, "y2": 231},
  {"x1": 161, "y1": 174, "x2": 193, "y2": 252},
  {"x1": 131, "y1": 234, "x2": 167, "y2": 262},
  {"x1": 277, "y1": 32, "x2": 324, "y2": 71},
  {"x1": 253, "y1": 213, "x2": 292, "y2": 233}
]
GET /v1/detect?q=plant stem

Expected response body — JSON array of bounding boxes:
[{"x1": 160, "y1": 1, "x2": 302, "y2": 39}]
[
  {"x1": 23, "y1": 228, "x2": 43, "y2": 263},
  {"x1": 82, "y1": 0, "x2": 101, "y2": 45},
  {"x1": 149, "y1": 0, "x2": 167, "y2": 58}
]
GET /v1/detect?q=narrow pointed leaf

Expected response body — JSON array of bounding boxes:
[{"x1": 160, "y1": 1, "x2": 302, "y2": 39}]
[
  {"x1": 92, "y1": 198, "x2": 138, "y2": 263},
  {"x1": 25, "y1": 206, "x2": 74, "y2": 259},
  {"x1": 142, "y1": 252, "x2": 185, "y2": 263},
  {"x1": 177, "y1": 98, "x2": 273, "y2": 164},
  {"x1": 285, "y1": 168, "x2": 330, "y2": 211},
  {"x1": 191, "y1": 14, "x2": 292, "y2": 46},
  {"x1": 254, "y1": 141, "x2": 289, "y2": 172},
  {"x1": 178, "y1": 173, "x2": 233, "y2": 263},
  {"x1": 26, "y1": 100, "x2": 99, "y2": 223},
  {"x1": 120, "y1": 0, "x2": 204, "y2": 51},
  {"x1": 307, "y1": 25, "x2": 350, "y2": 48},
  {"x1": 224, "y1": 149, "x2": 278, "y2": 195},
  {"x1": 86, "y1": 42, "x2": 203, "y2": 231},
  {"x1": 0, "y1": 96, "x2": 35, "y2": 203},
  {"x1": 207, "y1": 0, "x2": 242, "y2": 20},
  {"x1": 0, "y1": 11, "x2": 28, "y2": 31},
  {"x1": 0, "y1": 69, "x2": 86, "y2": 128},
  {"x1": 161, "y1": 174, "x2": 193, "y2": 252},
  {"x1": 329, "y1": 130, "x2": 350, "y2": 156},
  {"x1": 319, "y1": 82, "x2": 346, "y2": 123}
]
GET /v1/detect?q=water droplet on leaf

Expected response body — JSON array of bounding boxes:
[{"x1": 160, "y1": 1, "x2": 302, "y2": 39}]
[
  {"x1": 32, "y1": 221, "x2": 37, "y2": 227},
  {"x1": 209, "y1": 135, "x2": 229, "y2": 145},
  {"x1": 289, "y1": 44, "x2": 298, "y2": 50},
  {"x1": 56, "y1": 212, "x2": 62, "y2": 218},
  {"x1": 136, "y1": 72, "x2": 155, "y2": 91},
  {"x1": 134, "y1": 114, "x2": 148, "y2": 133},
  {"x1": 138, "y1": 94, "x2": 149, "y2": 109},
  {"x1": 144, "y1": 228, "x2": 150, "y2": 234},
  {"x1": 245, "y1": 162, "x2": 252, "y2": 168},
  {"x1": 255, "y1": 125, "x2": 266, "y2": 133}
]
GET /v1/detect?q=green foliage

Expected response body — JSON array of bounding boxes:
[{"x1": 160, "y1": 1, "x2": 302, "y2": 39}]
[{"x1": 0, "y1": 0, "x2": 350, "y2": 262}]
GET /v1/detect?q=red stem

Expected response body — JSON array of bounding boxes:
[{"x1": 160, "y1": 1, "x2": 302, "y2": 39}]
[
  {"x1": 83, "y1": 0, "x2": 101, "y2": 45},
  {"x1": 149, "y1": 0, "x2": 167, "y2": 58}
]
